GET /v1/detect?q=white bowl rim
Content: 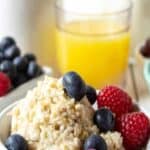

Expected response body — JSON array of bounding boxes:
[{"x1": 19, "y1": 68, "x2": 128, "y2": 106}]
[{"x1": 0, "y1": 101, "x2": 19, "y2": 150}]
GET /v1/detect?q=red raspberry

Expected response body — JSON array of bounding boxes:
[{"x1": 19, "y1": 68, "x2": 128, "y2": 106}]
[
  {"x1": 97, "y1": 86, "x2": 133, "y2": 117},
  {"x1": 116, "y1": 112, "x2": 150, "y2": 150},
  {"x1": 0, "y1": 72, "x2": 11, "y2": 96}
]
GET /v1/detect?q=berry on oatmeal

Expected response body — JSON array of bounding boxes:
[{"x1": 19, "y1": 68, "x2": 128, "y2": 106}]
[
  {"x1": 94, "y1": 107, "x2": 115, "y2": 132},
  {"x1": 5, "y1": 134, "x2": 28, "y2": 150},
  {"x1": 86, "y1": 85, "x2": 97, "y2": 105},
  {"x1": 116, "y1": 112, "x2": 150, "y2": 150},
  {"x1": 84, "y1": 134, "x2": 107, "y2": 150},
  {"x1": 63, "y1": 71, "x2": 86, "y2": 101},
  {"x1": 97, "y1": 86, "x2": 133, "y2": 118}
]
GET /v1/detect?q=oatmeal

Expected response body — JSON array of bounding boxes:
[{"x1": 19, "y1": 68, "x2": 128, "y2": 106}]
[
  {"x1": 101, "y1": 132, "x2": 125, "y2": 150},
  {"x1": 11, "y1": 76, "x2": 98, "y2": 150}
]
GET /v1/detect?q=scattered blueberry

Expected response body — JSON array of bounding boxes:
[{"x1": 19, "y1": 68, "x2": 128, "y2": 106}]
[
  {"x1": 62, "y1": 71, "x2": 86, "y2": 101},
  {"x1": 13, "y1": 56, "x2": 28, "y2": 72},
  {"x1": 0, "y1": 52, "x2": 4, "y2": 63},
  {"x1": 140, "y1": 46, "x2": 150, "y2": 58},
  {"x1": 27, "y1": 61, "x2": 42, "y2": 78},
  {"x1": 12, "y1": 73, "x2": 28, "y2": 87},
  {"x1": 4, "y1": 45, "x2": 20, "y2": 60},
  {"x1": 140, "y1": 38, "x2": 150, "y2": 58},
  {"x1": 86, "y1": 85, "x2": 97, "y2": 105},
  {"x1": 84, "y1": 134, "x2": 107, "y2": 150},
  {"x1": 0, "y1": 36, "x2": 43, "y2": 90},
  {"x1": 24, "y1": 53, "x2": 36, "y2": 62},
  {"x1": 0, "y1": 37, "x2": 16, "y2": 52},
  {"x1": 94, "y1": 108, "x2": 115, "y2": 132},
  {"x1": 5, "y1": 134, "x2": 28, "y2": 150},
  {"x1": 0, "y1": 60, "x2": 17, "y2": 80}
]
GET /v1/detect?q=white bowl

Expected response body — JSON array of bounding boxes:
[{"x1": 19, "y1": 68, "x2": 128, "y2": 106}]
[
  {"x1": 0, "y1": 102, "x2": 18, "y2": 150},
  {"x1": 0, "y1": 101, "x2": 149, "y2": 150}
]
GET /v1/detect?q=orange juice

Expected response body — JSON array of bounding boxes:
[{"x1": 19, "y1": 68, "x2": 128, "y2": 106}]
[{"x1": 56, "y1": 20, "x2": 130, "y2": 88}]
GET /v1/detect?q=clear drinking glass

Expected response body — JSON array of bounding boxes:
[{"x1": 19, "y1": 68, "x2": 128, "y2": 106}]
[{"x1": 55, "y1": 0, "x2": 132, "y2": 88}]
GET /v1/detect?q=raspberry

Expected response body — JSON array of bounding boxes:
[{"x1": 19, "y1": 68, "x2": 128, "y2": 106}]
[
  {"x1": 97, "y1": 86, "x2": 133, "y2": 118},
  {"x1": 116, "y1": 112, "x2": 150, "y2": 150},
  {"x1": 0, "y1": 72, "x2": 11, "y2": 96}
]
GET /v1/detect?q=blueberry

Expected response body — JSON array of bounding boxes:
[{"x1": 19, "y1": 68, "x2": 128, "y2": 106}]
[
  {"x1": 5, "y1": 134, "x2": 28, "y2": 150},
  {"x1": 62, "y1": 72, "x2": 86, "y2": 101},
  {"x1": 94, "y1": 108, "x2": 115, "y2": 132},
  {"x1": 140, "y1": 46, "x2": 150, "y2": 58},
  {"x1": 0, "y1": 52, "x2": 4, "y2": 63},
  {"x1": 12, "y1": 73, "x2": 28, "y2": 87},
  {"x1": 27, "y1": 61, "x2": 42, "y2": 78},
  {"x1": 24, "y1": 53, "x2": 36, "y2": 62},
  {"x1": 84, "y1": 134, "x2": 107, "y2": 150},
  {"x1": 86, "y1": 85, "x2": 97, "y2": 105},
  {"x1": 13, "y1": 56, "x2": 28, "y2": 72},
  {"x1": 0, "y1": 37, "x2": 16, "y2": 52},
  {"x1": 0, "y1": 60, "x2": 17, "y2": 80},
  {"x1": 4, "y1": 45, "x2": 20, "y2": 60}
]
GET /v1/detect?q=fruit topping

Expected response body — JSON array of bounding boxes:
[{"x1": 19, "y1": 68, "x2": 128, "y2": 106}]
[
  {"x1": 13, "y1": 56, "x2": 28, "y2": 72},
  {"x1": 140, "y1": 38, "x2": 150, "y2": 58},
  {"x1": 84, "y1": 134, "x2": 107, "y2": 150},
  {"x1": 62, "y1": 71, "x2": 86, "y2": 101},
  {"x1": 5, "y1": 134, "x2": 28, "y2": 150},
  {"x1": 94, "y1": 107, "x2": 115, "y2": 132},
  {"x1": 97, "y1": 86, "x2": 133, "y2": 118},
  {"x1": 116, "y1": 112, "x2": 150, "y2": 150},
  {"x1": 0, "y1": 72, "x2": 11, "y2": 96},
  {"x1": 86, "y1": 85, "x2": 97, "y2": 105},
  {"x1": 4, "y1": 45, "x2": 20, "y2": 60},
  {"x1": 0, "y1": 37, "x2": 16, "y2": 52}
]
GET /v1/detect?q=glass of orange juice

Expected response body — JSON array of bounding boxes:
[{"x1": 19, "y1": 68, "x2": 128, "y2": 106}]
[{"x1": 55, "y1": 0, "x2": 132, "y2": 88}]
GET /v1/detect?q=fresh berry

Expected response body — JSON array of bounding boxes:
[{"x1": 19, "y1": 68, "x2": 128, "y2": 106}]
[
  {"x1": 0, "y1": 60, "x2": 17, "y2": 80},
  {"x1": 84, "y1": 134, "x2": 107, "y2": 150},
  {"x1": 62, "y1": 72, "x2": 86, "y2": 101},
  {"x1": 140, "y1": 46, "x2": 150, "y2": 58},
  {"x1": 24, "y1": 53, "x2": 36, "y2": 62},
  {"x1": 0, "y1": 37, "x2": 16, "y2": 52},
  {"x1": 0, "y1": 72, "x2": 11, "y2": 96},
  {"x1": 86, "y1": 85, "x2": 97, "y2": 105},
  {"x1": 94, "y1": 107, "x2": 115, "y2": 132},
  {"x1": 27, "y1": 61, "x2": 42, "y2": 78},
  {"x1": 13, "y1": 56, "x2": 28, "y2": 72},
  {"x1": 4, "y1": 45, "x2": 20, "y2": 60},
  {"x1": 13, "y1": 73, "x2": 28, "y2": 87},
  {"x1": 116, "y1": 112, "x2": 150, "y2": 150},
  {"x1": 0, "y1": 52, "x2": 4, "y2": 63},
  {"x1": 97, "y1": 86, "x2": 133, "y2": 117},
  {"x1": 5, "y1": 134, "x2": 28, "y2": 150},
  {"x1": 140, "y1": 38, "x2": 150, "y2": 58}
]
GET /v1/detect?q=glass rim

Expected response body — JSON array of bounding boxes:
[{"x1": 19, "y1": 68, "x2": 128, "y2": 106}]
[{"x1": 55, "y1": 0, "x2": 133, "y2": 16}]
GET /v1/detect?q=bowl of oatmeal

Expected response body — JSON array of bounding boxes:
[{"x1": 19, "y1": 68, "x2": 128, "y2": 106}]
[{"x1": 0, "y1": 72, "x2": 149, "y2": 150}]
